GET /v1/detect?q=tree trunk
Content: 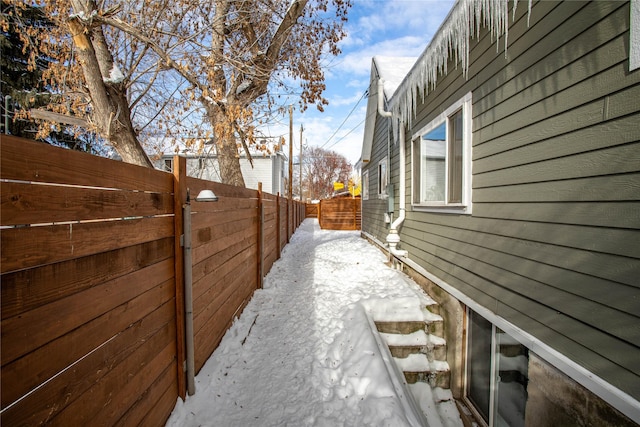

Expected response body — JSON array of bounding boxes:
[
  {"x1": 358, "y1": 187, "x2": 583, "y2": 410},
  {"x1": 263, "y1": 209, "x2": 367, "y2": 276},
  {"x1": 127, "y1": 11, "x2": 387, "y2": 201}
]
[
  {"x1": 68, "y1": 1, "x2": 152, "y2": 168},
  {"x1": 106, "y1": 85, "x2": 154, "y2": 167},
  {"x1": 216, "y1": 132, "x2": 246, "y2": 187}
]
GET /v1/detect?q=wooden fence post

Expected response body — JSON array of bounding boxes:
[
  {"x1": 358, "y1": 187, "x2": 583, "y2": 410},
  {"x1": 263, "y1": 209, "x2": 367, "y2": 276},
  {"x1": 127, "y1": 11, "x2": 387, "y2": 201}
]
[
  {"x1": 286, "y1": 198, "x2": 290, "y2": 243},
  {"x1": 353, "y1": 198, "x2": 357, "y2": 230},
  {"x1": 172, "y1": 155, "x2": 187, "y2": 399},
  {"x1": 276, "y1": 193, "x2": 281, "y2": 259},
  {"x1": 257, "y1": 183, "x2": 264, "y2": 289}
]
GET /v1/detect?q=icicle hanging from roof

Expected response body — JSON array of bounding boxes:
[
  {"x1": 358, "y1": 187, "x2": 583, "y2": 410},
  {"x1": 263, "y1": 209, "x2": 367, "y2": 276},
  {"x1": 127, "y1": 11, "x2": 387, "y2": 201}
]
[{"x1": 390, "y1": 0, "x2": 532, "y2": 128}]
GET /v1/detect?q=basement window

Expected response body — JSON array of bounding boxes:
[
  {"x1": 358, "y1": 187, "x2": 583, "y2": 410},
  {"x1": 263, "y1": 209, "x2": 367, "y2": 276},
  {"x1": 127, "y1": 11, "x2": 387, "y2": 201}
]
[{"x1": 466, "y1": 309, "x2": 529, "y2": 427}]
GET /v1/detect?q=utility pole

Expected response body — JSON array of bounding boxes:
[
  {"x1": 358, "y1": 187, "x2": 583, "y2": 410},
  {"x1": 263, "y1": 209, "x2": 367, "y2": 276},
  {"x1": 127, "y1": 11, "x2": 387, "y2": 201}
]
[
  {"x1": 299, "y1": 124, "x2": 303, "y2": 201},
  {"x1": 288, "y1": 105, "x2": 293, "y2": 200}
]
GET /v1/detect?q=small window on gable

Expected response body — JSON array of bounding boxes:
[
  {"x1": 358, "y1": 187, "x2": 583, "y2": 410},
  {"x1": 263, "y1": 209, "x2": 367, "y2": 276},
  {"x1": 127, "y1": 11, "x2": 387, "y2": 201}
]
[
  {"x1": 378, "y1": 157, "x2": 388, "y2": 198},
  {"x1": 412, "y1": 92, "x2": 472, "y2": 213},
  {"x1": 164, "y1": 158, "x2": 173, "y2": 172},
  {"x1": 362, "y1": 170, "x2": 369, "y2": 200}
]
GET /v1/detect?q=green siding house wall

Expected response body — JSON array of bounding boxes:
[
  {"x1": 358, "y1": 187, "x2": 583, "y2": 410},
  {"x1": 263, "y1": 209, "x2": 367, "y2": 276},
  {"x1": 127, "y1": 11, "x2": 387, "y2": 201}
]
[{"x1": 361, "y1": 0, "x2": 639, "y2": 424}]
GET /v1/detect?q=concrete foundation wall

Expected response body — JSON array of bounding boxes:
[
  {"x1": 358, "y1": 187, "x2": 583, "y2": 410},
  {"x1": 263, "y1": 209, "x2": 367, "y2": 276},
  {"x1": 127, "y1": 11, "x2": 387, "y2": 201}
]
[
  {"x1": 526, "y1": 354, "x2": 637, "y2": 427},
  {"x1": 403, "y1": 264, "x2": 465, "y2": 400}
]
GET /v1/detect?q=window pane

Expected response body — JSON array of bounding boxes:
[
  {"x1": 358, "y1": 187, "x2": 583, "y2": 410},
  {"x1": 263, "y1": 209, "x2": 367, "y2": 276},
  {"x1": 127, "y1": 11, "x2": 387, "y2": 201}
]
[
  {"x1": 448, "y1": 109, "x2": 463, "y2": 203},
  {"x1": 421, "y1": 122, "x2": 446, "y2": 202},
  {"x1": 468, "y1": 311, "x2": 492, "y2": 423},
  {"x1": 413, "y1": 139, "x2": 421, "y2": 204},
  {"x1": 378, "y1": 159, "x2": 387, "y2": 195},
  {"x1": 362, "y1": 171, "x2": 369, "y2": 200},
  {"x1": 495, "y1": 330, "x2": 528, "y2": 427}
]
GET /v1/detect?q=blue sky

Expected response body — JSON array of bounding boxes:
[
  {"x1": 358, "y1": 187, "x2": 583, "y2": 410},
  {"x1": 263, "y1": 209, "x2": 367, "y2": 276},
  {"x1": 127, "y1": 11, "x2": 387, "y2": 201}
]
[{"x1": 290, "y1": 0, "x2": 456, "y2": 165}]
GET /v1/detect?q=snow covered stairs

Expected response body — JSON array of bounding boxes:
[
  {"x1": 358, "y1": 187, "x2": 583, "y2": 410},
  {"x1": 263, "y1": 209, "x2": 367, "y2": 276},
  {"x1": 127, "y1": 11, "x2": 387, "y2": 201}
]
[{"x1": 370, "y1": 298, "x2": 451, "y2": 389}]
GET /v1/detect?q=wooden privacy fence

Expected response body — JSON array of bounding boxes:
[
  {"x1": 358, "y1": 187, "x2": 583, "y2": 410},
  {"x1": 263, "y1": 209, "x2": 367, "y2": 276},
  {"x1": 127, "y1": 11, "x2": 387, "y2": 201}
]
[
  {"x1": 305, "y1": 202, "x2": 318, "y2": 218},
  {"x1": 317, "y1": 198, "x2": 361, "y2": 230},
  {"x1": 0, "y1": 136, "x2": 305, "y2": 426}
]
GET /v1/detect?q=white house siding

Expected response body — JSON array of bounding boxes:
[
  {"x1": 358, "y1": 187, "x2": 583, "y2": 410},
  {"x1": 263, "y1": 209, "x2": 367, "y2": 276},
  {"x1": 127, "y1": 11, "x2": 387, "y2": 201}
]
[{"x1": 160, "y1": 154, "x2": 286, "y2": 195}]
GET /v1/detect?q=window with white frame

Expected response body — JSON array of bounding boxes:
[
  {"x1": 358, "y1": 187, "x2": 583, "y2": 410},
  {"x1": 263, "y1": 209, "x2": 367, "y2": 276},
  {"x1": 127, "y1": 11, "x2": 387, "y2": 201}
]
[
  {"x1": 412, "y1": 92, "x2": 472, "y2": 212},
  {"x1": 378, "y1": 157, "x2": 388, "y2": 198},
  {"x1": 362, "y1": 170, "x2": 369, "y2": 200},
  {"x1": 631, "y1": 0, "x2": 639, "y2": 71}
]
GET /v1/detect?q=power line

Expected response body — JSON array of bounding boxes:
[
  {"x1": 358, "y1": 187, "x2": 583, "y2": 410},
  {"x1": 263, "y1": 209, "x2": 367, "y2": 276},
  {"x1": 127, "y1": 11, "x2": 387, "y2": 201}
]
[
  {"x1": 324, "y1": 116, "x2": 366, "y2": 150},
  {"x1": 319, "y1": 89, "x2": 367, "y2": 149}
]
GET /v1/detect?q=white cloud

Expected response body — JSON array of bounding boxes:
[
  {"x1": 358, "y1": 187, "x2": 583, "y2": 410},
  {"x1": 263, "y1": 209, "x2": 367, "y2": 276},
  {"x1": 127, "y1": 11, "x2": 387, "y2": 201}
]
[
  {"x1": 330, "y1": 90, "x2": 367, "y2": 107},
  {"x1": 294, "y1": 1, "x2": 457, "y2": 166},
  {"x1": 329, "y1": 35, "x2": 427, "y2": 78}
]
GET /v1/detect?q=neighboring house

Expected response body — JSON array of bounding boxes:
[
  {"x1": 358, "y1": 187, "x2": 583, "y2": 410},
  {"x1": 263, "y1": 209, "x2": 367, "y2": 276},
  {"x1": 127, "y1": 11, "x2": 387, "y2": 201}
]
[
  {"x1": 158, "y1": 148, "x2": 287, "y2": 195},
  {"x1": 360, "y1": 1, "x2": 640, "y2": 426}
]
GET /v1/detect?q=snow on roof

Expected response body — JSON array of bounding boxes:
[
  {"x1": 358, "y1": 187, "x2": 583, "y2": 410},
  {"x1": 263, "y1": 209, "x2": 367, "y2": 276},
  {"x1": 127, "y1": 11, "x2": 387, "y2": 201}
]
[
  {"x1": 391, "y1": 0, "x2": 532, "y2": 127},
  {"x1": 361, "y1": 0, "x2": 532, "y2": 163},
  {"x1": 361, "y1": 57, "x2": 416, "y2": 163},
  {"x1": 373, "y1": 56, "x2": 417, "y2": 100}
]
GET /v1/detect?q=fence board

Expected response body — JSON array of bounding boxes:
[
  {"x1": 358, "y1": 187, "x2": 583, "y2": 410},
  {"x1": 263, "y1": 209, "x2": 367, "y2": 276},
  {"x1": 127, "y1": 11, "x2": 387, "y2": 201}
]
[
  {"x1": 49, "y1": 323, "x2": 176, "y2": 426},
  {"x1": 0, "y1": 135, "x2": 173, "y2": 192},
  {"x1": 1, "y1": 216, "x2": 174, "y2": 273},
  {"x1": 193, "y1": 243, "x2": 257, "y2": 326},
  {"x1": 1, "y1": 238, "x2": 173, "y2": 320},
  {"x1": 1, "y1": 258, "x2": 173, "y2": 367},
  {"x1": 192, "y1": 235, "x2": 255, "y2": 287},
  {"x1": 82, "y1": 339, "x2": 176, "y2": 425},
  {"x1": 279, "y1": 201, "x2": 288, "y2": 251},
  {"x1": 185, "y1": 176, "x2": 257, "y2": 199},
  {"x1": 1, "y1": 277, "x2": 174, "y2": 409},
  {"x1": 194, "y1": 266, "x2": 256, "y2": 371},
  {"x1": 192, "y1": 218, "x2": 258, "y2": 265},
  {"x1": 1, "y1": 299, "x2": 175, "y2": 425},
  {"x1": 306, "y1": 203, "x2": 318, "y2": 218},
  {"x1": 0, "y1": 181, "x2": 174, "y2": 226},
  {"x1": 318, "y1": 198, "x2": 361, "y2": 230},
  {"x1": 0, "y1": 136, "x2": 305, "y2": 426},
  {"x1": 137, "y1": 366, "x2": 179, "y2": 427},
  {"x1": 117, "y1": 362, "x2": 177, "y2": 426}
]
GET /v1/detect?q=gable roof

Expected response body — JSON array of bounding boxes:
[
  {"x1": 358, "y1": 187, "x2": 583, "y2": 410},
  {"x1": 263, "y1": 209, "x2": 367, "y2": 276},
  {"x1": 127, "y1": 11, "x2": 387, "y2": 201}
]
[
  {"x1": 360, "y1": 0, "x2": 533, "y2": 164},
  {"x1": 360, "y1": 56, "x2": 416, "y2": 164}
]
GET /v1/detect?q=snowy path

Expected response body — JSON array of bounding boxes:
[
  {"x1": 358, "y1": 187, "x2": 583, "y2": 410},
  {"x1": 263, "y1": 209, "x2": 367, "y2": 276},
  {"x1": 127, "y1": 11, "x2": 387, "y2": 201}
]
[{"x1": 165, "y1": 219, "x2": 459, "y2": 427}]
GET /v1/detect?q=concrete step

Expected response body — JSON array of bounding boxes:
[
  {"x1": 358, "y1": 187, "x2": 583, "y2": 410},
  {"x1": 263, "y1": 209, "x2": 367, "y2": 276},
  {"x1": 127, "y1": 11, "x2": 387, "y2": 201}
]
[
  {"x1": 373, "y1": 306, "x2": 444, "y2": 336},
  {"x1": 393, "y1": 353, "x2": 451, "y2": 388},
  {"x1": 367, "y1": 297, "x2": 450, "y2": 389},
  {"x1": 380, "y1": 330, "x2": 447, "y2": 360}
]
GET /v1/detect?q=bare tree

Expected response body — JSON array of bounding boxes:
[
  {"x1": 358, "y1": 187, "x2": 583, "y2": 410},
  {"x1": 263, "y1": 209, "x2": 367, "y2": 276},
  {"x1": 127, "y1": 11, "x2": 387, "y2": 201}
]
[
  {"x1": 8, "y1": 0, "x2": 351, "y2": 184},
  {"x1": 303, "y1": 146, "x2": 351, "y2": 200}
]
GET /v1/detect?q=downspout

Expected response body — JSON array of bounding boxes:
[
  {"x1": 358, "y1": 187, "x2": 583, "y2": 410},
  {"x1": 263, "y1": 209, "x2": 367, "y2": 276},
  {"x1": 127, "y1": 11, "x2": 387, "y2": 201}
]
[
  {"x1": 183, "y1": 193, "x2": 196, "y2": 396},
  {"x1": 377, "y1": 79, "x2": 408, "y2": 259}
]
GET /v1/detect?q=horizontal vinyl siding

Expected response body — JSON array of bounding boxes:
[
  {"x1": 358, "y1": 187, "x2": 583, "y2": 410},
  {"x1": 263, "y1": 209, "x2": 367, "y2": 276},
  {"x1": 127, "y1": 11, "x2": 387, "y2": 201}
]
[
  {"x1": 397, "y1": 0, "x2": 640, "y2": 403},
  {"x1": 362, "y1": 114, "x2": 392, "y2": 241}
]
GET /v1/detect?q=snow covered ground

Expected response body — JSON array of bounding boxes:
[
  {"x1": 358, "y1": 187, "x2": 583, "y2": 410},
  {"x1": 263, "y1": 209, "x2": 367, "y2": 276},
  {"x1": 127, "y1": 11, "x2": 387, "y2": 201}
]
[{"x1": 165, "y1": 219, "x2": 463, "y2": 427}]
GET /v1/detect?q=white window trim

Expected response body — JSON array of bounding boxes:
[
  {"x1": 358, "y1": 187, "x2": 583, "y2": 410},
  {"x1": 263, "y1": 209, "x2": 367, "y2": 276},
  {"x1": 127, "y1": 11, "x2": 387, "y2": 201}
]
[
  {"x1": 631, "y1": 0, "x2": 640, "y2": 71},
  {"x1": 378, "y1": 156, "x2": 388, "y2": 199},
  {"x1": 463, "y1": 309, "x2": 513, "y2": 427},
  {"x1": 411, "y1": 92, "x2": 472, "y2": 214},
  {"x1": 362, "y1": 170, "x2": 369, "y2": 200}
]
